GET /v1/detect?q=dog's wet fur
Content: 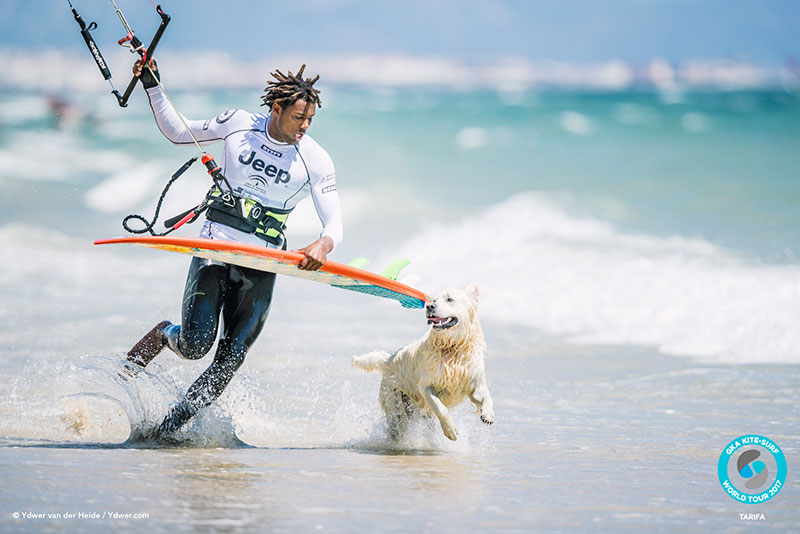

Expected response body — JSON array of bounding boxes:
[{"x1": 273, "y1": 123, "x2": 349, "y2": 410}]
[{"x1": 353, "y1": 285, "x2": 493, "y2": 441}]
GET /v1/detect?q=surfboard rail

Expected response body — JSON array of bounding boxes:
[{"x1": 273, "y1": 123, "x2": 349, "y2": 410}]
[{"x1": 94, "y1": 236, "x2": 430, "y2": 308}]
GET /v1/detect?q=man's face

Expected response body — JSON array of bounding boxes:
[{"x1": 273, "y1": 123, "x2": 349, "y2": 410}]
[{"x1": 270, "y1": 99, "x2": 315, "y2": 144}]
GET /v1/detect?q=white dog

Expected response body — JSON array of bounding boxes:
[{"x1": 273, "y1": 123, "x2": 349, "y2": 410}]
[{"x1": 352, "y1": 285, "x2": 494, "y2": 441}]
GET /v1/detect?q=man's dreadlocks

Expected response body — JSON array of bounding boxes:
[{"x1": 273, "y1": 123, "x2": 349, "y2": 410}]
[{"x1": 260, "y1": 64, "x2": 322, "y2": 110}]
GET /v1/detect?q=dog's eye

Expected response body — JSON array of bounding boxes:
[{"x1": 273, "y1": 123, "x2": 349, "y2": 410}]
[{"x1": 446, "y1": 297, "x2": 454, "y2": 302}]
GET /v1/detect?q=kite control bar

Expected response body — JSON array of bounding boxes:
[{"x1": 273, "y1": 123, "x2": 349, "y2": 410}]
[
  {"x1": 114, "y1": 4, "x2": 170, "y2": 107},
  {"x1": 67, "y1": 0, "x2": 170, "y2": 107}
]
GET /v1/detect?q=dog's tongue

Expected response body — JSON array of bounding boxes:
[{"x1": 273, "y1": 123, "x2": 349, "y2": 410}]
[{"x1": 427, "y1": 317, "x2": 447, "y2": 325}]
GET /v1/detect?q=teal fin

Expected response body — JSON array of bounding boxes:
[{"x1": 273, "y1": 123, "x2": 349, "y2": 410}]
[
  {"x1": 347, "y1": 257, "x2": 370, "y2": 270},
  {"x1": 379, "y1": 259, "x2": 411, "y2": 281}
]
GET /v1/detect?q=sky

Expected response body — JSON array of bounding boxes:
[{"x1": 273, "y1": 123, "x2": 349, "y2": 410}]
[{"x1": 0, "y1": 0, "x2": 799, "y2": 64}]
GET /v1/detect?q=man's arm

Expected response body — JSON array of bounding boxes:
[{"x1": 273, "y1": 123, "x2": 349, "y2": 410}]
[
  {"x1": 134, "y1": 58, "x2": 236, "y2": 146},
  {"x1": 296, "y1": 153, "x2": 343, "y2": 270}
]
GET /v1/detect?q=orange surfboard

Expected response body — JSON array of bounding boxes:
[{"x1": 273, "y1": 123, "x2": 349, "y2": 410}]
[{"x1": 94, "y1": 236, "x2": 430, "y2": 308}]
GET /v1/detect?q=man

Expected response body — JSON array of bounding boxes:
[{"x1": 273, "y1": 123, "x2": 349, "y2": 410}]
[{"x1": 126, "y1": 62, "x2": 342, "y2": 438}]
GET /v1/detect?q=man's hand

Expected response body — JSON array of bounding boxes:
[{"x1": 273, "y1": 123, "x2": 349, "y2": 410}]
[
  {"x1": 294, "y1": 236, "x2": 334, "y2": 271},
  {"x1": 133, "y1": 57, "x2": 160, "y2": 89}
]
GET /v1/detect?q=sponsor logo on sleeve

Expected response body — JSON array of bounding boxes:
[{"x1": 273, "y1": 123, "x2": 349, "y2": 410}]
[{"x1": 216, "y1": 110, "x2": 237, "y2": 124}]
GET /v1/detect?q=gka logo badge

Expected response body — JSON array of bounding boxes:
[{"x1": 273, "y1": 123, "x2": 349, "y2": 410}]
[{"x1": 718, "y1": 435, "x2": 786, "y2": 503}]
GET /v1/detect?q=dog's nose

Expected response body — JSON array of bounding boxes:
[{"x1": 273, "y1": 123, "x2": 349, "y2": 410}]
[{"x1": 425, "y1": 303, "x2": 435, "y2": 312}]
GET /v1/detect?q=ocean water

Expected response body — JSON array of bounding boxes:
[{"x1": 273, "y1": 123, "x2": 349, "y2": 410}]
[{"x1": 0, "y1": 82, "x2": 799, "y2": 533}]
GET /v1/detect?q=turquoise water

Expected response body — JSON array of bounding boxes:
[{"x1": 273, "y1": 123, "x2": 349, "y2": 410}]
[
  {"x1": 2, "y1": 88, "x2": 799, "y2": 260},
  {"x1": 320, "y1": 88, "x2": 800, "y2": 260}
]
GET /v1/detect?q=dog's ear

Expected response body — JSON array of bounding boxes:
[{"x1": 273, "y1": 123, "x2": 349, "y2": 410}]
[{"x1": 466, "y1": 284, "x2": 481, "y2": 304}]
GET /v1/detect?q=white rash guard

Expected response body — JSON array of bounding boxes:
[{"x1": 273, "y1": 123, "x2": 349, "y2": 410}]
[{"x1": 145, "y1": 86, "x2": 343, "y2": 250}]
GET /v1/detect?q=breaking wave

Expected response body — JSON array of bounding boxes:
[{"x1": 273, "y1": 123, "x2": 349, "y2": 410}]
[{"x1": 391, "y1": 192, "x2": 800, "y2": 364}]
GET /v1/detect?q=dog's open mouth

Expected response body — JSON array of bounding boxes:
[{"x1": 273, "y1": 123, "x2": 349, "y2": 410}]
[{"x1": 427, "y1": 316, "x2": 459, "y2": 329}]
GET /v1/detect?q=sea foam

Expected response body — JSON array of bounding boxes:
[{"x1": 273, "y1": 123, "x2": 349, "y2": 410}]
[{"x1": 389, "y1": 193, "x2": 800, "y2": 364}]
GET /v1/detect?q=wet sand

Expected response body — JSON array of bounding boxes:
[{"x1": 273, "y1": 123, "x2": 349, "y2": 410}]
[{"x1": 2, "y1": 334, "x2": 798, "y2": 533}]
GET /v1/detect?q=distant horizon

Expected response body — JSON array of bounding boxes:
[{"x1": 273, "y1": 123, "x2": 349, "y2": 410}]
[
  {"x1": 1, "y1": 48, "x2": 798, "y2": 93},
  {"x1": 1, "y1": 0, "x2": 798, "y2": 65}
]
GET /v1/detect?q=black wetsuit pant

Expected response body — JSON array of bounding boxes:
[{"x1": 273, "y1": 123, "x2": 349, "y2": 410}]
[{"x1": 156, "y1": 256, "x2": 276, "y2": 435}]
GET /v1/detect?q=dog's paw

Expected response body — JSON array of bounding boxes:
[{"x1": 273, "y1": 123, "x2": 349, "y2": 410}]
[
  {"x1": 441, "y1": 421, "x2": 458, "y2": 441},
  {"x1": 480, "y1": 413, "x2": 494, "y2": 425}
]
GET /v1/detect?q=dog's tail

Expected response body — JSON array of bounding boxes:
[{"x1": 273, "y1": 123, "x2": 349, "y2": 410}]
[{"x1": 351, "y1": 350, "x2": 391, "y2": 372}]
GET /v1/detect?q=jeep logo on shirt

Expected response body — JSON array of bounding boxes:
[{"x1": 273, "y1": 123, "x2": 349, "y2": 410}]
[{"x1": 238, "y1": 151, "x2": 290, "y2": 184}]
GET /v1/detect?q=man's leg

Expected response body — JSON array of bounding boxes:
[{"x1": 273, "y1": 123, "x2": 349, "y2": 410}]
[
  {"x1": 153, "y1": 265, "x2": 276, "y2": 437},
  {"x1": 126, "y1": 257, "x2": 225, "y2": 370}
]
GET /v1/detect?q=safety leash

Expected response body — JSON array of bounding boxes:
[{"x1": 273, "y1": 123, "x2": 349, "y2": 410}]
[{"x1": 122, "y1": 156, "x2": 198, "y2": 235}]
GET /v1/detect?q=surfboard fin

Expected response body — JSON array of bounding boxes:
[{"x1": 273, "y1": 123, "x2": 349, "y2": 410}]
[
  {"x1": 379, "y1": 259, "x2": 411, "y2": 281},
  {"x1": 347, "y1": 257, "x2": 370, "y2": 269}
]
